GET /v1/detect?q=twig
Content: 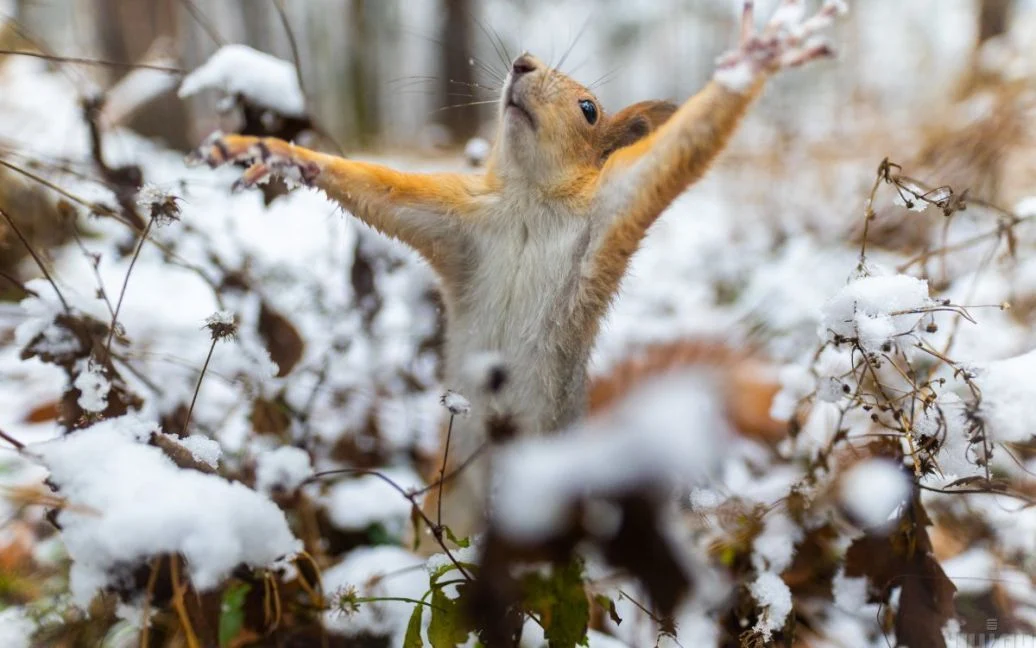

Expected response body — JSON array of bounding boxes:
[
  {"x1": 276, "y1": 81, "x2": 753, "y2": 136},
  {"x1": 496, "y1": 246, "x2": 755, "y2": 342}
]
[
  {"x1": 182, "y1": 337, "x2": 218, "y2": 436},
  {"x1": 0, "y1": 49, "x2": 183, "y2": 73},
  {"x1": 0, "y1": 428, "x2": 26, "y2": 451},
  {"x1": 139, "y1": 557, "x2": 162, "y2": 648},
  {"x1": 0, "y1": 206, "x2": 69, "y2": 311},
  {"x1": 0, "y1": 158, "x2": 116, "y2": 216},
  {"x1": 437, "y1": 413, "x2": 456, "y2": 528},
  {"x1": 348, "y1": 595, "x2": 447, "y2": 612},
  {"x1": 269, "y1": 0, "x2": 345, "y2": 155},
  {"x1": 858, "y1": 158, "x2": 896, "y2": 263},
  {"x1": 304, "y1": 467, "x2": 475, "y2": 581},
  {"x1": 69, "y1": 227, "x2": 115, "y2": 318},
  {"x1": 105, "y1": 215, "x2": 157, "y2": 355},
  {"x1": 0, "y1": 270, "x2": 38, "y2": 297},
  {"x1": 177, "y1": 0, "x2": 224, "y2": 46},
  {"x1": 271, "y1": 0, "x2": 307, "y2": 109},
  {"x1": 169, "y1": 557, "x2": 201, "y2": 648}
]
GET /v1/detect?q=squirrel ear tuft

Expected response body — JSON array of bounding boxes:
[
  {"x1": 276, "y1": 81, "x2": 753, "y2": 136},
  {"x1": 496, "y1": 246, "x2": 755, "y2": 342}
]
[{"x1": 600, "y1": 100, "x2": 678, "y2": 162}]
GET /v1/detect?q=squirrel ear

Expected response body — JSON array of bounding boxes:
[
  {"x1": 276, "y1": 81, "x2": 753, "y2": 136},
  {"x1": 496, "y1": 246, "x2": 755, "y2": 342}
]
[{"x1": 600, "y1": 100, "x2": 678, "y2": 161}]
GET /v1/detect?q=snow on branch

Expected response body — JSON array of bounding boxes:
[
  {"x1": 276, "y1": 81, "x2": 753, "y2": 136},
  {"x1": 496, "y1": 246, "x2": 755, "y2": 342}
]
[{"x1": 178, "y1": 44, "x2": 306, "y2": 118}]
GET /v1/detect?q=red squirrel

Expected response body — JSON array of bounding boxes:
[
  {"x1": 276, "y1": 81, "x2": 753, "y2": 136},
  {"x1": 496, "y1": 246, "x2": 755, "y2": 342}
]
[{"x1": 193, "y1": 0, "x2": 846, "y2": 539}]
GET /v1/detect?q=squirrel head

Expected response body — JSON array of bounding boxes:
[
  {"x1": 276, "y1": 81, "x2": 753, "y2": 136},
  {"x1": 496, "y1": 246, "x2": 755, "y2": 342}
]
[{"x1": 490, "y1": 53, "x2": 676, "y2": 191}]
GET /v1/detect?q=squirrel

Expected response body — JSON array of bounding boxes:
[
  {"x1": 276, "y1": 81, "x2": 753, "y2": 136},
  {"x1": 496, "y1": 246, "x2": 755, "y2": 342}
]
[{"x1": 192, "y1": 0, "x2": 846, "y2": 539}]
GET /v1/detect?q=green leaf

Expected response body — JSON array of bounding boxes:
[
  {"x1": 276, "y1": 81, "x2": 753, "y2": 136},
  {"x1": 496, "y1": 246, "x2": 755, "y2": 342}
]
[
  {"x1": 444, "y1": 526, "x2": 471, "y2": 548},
  {"x1": 411, "y1": 504, "x2": 424, "y2": 551},
  {"x1": 366, "y1": 522, "x2": 396, "y2": 546},
  {"x1": 429, "y1": 560, "x2": 478, "y2": 587},
  {"x1": 428, "y1": 585, "x2": 474, "y2": 647},
  {"x1": 218, "y1": 582, "x2": 252, "y2": 648},
  {"x1": 403, "y1": 600, "x2": 425, "y2": 648},
  {"x1": 593, "y1": 594, "x2": 622, "y2": 626},
  {"x1": 521, "y1": 559, "x2": 590, "y2": 648}
]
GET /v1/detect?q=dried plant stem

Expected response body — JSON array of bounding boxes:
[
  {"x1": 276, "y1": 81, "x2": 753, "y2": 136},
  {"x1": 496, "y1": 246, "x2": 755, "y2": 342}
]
[
  {"x1": 0, "y1": 159, "x2": 114, "y2": 216},
  {"x1": 0, "y1": 269, "x2": 38, "y2": 297},
  {"x1": 177, "y1": 0, "x2": 224, "y2": 46},
  {"x1": 305, "y1": 467, "x2": 474, "y2": 581},
  {"x1": 169, "y1": 557, "x2": 201, "y2": 648},
  {"x1": 436, "y1": 413, "x2": 456, "y2": 528},
  {"x1": 70, "y1": 228, "x2": 116, "y2": 318},
  {"x1": 0, "y1": 49, "x2": 183, "y2": 72},
  {"x1": 106, "y1": 216, "x2": 156, "y2": 355},
  {"x1": 0, "y1": 207, "x2": 69, "y2": 311},
  {"x1": 263, "y1": 571, "x2": 283, "y2": 631},
  {"x1": 858, "y1": 158, "x2": 893, "y2": 262},
  {"x1": 139, "y1": 557, "x2": 162, "y2": 648},
  {"x1": 183, "y1": 337, "x2": 218, "y2": 436},
  {"x1": 0, "y1": 427, "x2": 26, "y2": 451}
]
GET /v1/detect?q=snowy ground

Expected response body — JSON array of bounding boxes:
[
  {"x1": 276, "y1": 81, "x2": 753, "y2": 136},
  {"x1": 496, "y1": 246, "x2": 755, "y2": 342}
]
[{"x1": 2, "y1": 20, "x2": 1036, "y2": 647}]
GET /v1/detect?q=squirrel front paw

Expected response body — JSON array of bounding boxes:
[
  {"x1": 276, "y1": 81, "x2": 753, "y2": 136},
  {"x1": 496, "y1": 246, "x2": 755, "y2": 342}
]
[
  {"x1": 714, "y1": 0, "x2": 847, "y2": 93},
  {"x1": 187, "y1": 133, "x2": 322, "y2": 191}
]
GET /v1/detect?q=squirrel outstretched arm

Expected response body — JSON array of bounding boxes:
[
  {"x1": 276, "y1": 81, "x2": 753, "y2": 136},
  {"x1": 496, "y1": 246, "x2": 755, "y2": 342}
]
[
  {"x1": 193, "y1": 136, "x2": 490, "y2": 280},
  {"x1": 580, "y1": 1, "x2": 845, "y2": 317}
]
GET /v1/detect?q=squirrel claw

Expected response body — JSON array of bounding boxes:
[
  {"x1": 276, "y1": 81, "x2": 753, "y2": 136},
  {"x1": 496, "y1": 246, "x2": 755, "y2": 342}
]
[
  {"x1": 187, "y1": 133, "x2": 322, "y2": 190},
  {"x1": 716, "y1": 0, "x2": 846, "y2": 93}
]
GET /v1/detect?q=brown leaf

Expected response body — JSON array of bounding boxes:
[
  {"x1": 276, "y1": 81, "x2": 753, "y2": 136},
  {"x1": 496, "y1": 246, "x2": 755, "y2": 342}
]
[
  {"x1": 150, "y1": 432, "x2": 217, "y2": 474},
  {"x1": 844, "y1": 495, "x2": 957, "y2": 648},
  {"x1": 258, "y1": 301, "x2": 304, "y2": 378},
  {"x1": 24, "y1": 400, "x2": 60, "y2": 423},
  {"x1": 251, "y1": 396, "x2": 292, "y2": 438}
]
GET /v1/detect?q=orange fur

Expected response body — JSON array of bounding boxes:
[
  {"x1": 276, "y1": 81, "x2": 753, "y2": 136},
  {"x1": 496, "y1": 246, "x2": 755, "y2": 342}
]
[
  {"x1": 210, "y1": 135, "x2": 490, "y2": 281},
  {"x1": 575, "y1": 80, "x2": 766, "y2": 342},
  {"x1": 588, "y1": 340, "x2": 786, "y2": 443}
]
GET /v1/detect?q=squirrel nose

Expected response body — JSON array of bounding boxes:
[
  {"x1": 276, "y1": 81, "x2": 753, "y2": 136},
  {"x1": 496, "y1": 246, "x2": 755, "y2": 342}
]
[{"x1": 512, "y1": 54, "x2": 537, "y2": 77}]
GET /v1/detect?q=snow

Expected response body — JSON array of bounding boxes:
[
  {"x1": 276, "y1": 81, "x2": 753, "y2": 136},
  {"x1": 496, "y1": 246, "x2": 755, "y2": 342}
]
[
  {"x1": 820, "y1": 273, "x2": 932, "y2": 353},
  {"x1": 972, "y1": 348, "x2": 1036, "y2": 443},
  {"x1": 464, "y1": 137, "x2": 491, "y2": 167},
  {"x1": 750, "y1": 571, "x2": 793, "y2": 641},
  {"x1": 325, "y1": 468, "x2": 424, "y2": 534},
  {"x1": 14, "y1": 289, "x2": 81, "y2": 358},
  {"x1": 492, "y1": 373, "x2": 729, "y2": 542},
  {"x1": 205, "y1": 309, "x2": 237, "y2": 329},
  {"x1": 942, "y1": 548, "x2": 995, "y2": 596},
  {"x1": 831, "y1": 570, "x2": 872, "y2": 614},
  {"x1": 73, "y1": 359, "x2": 110, "y2": 413},
  {"x1": 714, "y1": 59, "x2": 757, "y2": 94},
  {"x1": 0, "y1": 608, "x2": 34, "y2": 648},
  {"x1": 440, "y1": 389, "x2": 471, "y2": 417},
  {"x1": 178, "y1": 44, "x2": 306, "y2": 118},
  {"x1": 839, "y1": 459, "x2": 911, "y2": 531},
  {"x1": 254, "y1": 446, "x2": 312, "y2": 494},
  {"x1": 134, "y1": 184, "x2": 180, "y2": 224},
  {"x1": 177, "y1": 434, "x2": 223, "y2": 469},
  {"x1": 32, "y1": 415, "x2": 301, "y2": 606},
  {"x1": 892, "y1": 181, "x2": 933, "y2": 212},
  {"x1": 770, "y1": 0, "x2": 808, "y2": 31},
  {"x1": 752, "y1": 513, "x2": 803, "y2": 574},
  {"x1": 770, "y1": 364, "x2": 814, "y2": 422}
]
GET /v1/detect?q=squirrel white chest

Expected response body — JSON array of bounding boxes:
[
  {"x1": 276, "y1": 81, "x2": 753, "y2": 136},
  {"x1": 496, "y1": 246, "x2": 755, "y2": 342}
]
[{"x1": 443, "y1": 202, "x2": 592, "y2": 433}]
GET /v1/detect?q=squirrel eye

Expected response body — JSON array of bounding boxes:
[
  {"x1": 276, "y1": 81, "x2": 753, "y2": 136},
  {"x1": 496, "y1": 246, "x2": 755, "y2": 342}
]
[{"x1": 579, "y1": 99, "x2": 598, "y2": 125}]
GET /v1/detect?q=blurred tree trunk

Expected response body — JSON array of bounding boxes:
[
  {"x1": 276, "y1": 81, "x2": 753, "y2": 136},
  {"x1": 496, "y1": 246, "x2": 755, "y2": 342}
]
[
  {"x1": 978, "y1": 0, "x2": 1011, "y2": 44},
  {"x1": 93, "y1": 0, "x2": 190, "y2": 150},
  {"x1": 956, "y1": 0, "x2": 1013, "y2": 97},
  {"x1": 440, "y1": 0, "x2": 478, "y2": 143},
  {"x1": 345, "y1": 0, "x2": 379, "y2": 147}
]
